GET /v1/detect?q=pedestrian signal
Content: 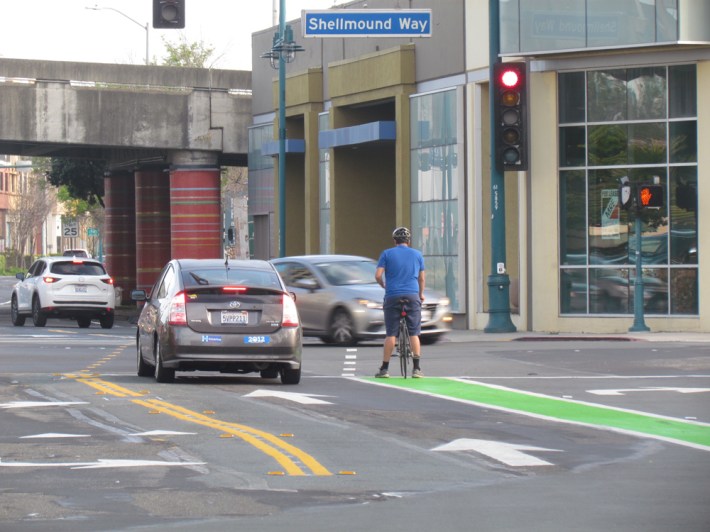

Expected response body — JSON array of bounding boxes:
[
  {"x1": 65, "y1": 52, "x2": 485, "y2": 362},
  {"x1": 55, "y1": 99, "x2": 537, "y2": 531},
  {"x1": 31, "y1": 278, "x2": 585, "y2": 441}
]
[{"x1": 637, "y1": 184, "x2": 664, "y2": 208}]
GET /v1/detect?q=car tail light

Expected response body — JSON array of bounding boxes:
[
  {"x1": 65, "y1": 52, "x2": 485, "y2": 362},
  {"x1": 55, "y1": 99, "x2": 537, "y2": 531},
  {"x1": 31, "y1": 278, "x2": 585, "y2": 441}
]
[
  {"x1": 42, "y1": 276, "x2": 60, "y2": 284},
  {"x1": 168, "y1": 291, "x2": 187, "y2": 326},
  {"x1": 223, "y1": 286, "x2": 247, "y2": 293},
  {"x1": 101, "y1": 278, "x2": 114, "y2": 285},
  {"x1": 281, "y1": 293, "x2": 299, "y2": 327}
]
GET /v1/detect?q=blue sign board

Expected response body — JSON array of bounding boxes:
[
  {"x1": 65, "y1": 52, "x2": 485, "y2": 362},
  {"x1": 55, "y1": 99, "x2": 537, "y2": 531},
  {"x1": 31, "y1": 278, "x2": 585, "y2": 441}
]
[{"x1": 302, "y1": 9, "x2": 432, "y2": 38}]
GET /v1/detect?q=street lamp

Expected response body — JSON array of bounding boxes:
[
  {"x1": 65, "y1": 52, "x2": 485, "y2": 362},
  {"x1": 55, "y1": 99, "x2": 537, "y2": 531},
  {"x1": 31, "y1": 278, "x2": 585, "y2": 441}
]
[
  {"x1": 86, "y1": 5, "x2": 150, "y2": 65},
  {"x1": 261, "y1": 0, "x2": 304, "y2": 258}
]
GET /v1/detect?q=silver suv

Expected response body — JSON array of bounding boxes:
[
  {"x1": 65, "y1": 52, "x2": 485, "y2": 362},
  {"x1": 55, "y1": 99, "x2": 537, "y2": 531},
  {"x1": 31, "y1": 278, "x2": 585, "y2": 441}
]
[{"x1": 11, "y1": 256, "x2": 116, "y2": 329}]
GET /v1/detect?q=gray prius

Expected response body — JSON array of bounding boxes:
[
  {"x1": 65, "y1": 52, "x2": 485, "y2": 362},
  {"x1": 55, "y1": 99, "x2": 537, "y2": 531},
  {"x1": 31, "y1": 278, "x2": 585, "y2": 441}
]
[
  {"x1": 131, "y1": 259, "x2": 302, "y2": 384},
  {"x1": 271, "y1": 255, "x2": 452, "y2": 346}
]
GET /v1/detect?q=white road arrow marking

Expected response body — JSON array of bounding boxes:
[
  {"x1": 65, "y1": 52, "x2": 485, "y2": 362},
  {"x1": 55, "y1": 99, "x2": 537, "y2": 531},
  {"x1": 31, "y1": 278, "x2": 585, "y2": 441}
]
[
  {"x1": 0, "y1": 401, "x2": 88, "y2": 409},
  {"x1": 587, "y1": 387, "x2": 710, "y2": 396},
  {"x1": 243, "y1": 390, "x2": 334, "y2": 405},
  {"x1": 0, "y1": 458, "x2": 205, "y2": 469},
  {"x1": 432, "y1": 438, "x2": 562, "y2": 467}
]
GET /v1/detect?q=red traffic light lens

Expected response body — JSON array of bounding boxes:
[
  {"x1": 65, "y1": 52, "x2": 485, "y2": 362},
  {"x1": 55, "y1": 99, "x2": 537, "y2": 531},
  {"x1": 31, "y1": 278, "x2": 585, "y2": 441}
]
[{"x1": 500, "y1": 69, "x2": 520, "y2": 88}]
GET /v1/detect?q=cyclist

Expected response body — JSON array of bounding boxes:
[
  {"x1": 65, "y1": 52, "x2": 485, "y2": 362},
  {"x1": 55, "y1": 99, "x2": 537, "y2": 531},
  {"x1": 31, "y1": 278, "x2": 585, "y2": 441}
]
[{"x1": 374, "y1": 226, "x2": 425, "y2": 378}]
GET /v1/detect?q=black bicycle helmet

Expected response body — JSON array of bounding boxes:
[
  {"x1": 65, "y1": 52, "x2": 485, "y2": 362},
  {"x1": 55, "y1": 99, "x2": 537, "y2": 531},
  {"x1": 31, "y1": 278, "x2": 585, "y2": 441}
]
[{"x1": 392, "y1": 226, "x2": 411, "y2": 243}]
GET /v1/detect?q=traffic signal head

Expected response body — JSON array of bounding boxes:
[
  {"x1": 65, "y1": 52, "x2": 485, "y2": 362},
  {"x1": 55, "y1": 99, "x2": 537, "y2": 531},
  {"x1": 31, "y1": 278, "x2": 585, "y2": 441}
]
[
  {"x1": 494, "y1": 62, "x2": 527, "y2": 171},
  {"x1": 637, "y1": 184, "x2": 664, "y2": 209},
  {"x1": 153, "y1": 0, "x2": 185, "y2": 29}
]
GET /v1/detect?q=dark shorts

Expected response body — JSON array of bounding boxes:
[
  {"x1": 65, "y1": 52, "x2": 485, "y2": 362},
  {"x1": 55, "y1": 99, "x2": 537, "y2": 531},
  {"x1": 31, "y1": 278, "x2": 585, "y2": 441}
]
[{"x1": 384, "y1": 295, "x2": 422, "y2": 337}]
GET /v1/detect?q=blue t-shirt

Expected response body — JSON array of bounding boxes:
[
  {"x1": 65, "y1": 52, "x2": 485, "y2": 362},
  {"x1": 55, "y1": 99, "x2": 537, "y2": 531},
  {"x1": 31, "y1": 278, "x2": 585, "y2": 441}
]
[{"x1": 377, "y1": 245, "x2": 425, "y2": 298}]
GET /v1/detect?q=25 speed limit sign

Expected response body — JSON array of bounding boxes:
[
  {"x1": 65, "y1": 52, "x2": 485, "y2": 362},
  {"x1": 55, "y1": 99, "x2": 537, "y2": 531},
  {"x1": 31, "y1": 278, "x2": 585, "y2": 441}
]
[{"x1": 63, "y1": 222, "x2": 78, "y2": 238}]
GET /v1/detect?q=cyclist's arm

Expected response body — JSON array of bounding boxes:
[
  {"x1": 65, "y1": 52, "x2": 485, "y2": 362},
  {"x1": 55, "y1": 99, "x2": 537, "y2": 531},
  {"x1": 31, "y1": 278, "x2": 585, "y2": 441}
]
[
  {"x1": 418, "y1": 270, "x2": 425, "y2": 302},
  {"x1": 375, "y1": 266, "x2": 386, "y2": 289}
]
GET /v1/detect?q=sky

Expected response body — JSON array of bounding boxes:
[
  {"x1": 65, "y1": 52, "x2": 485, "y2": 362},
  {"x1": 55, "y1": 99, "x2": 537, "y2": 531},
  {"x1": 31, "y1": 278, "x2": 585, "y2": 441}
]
[{"x1": 1, "y1": 0, "x2": 346, "y2": 71}]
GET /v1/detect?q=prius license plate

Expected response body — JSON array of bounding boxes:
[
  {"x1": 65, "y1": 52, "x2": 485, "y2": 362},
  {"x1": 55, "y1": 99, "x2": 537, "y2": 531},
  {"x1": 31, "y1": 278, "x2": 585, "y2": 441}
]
[{"x1": 221, "y1": 310, "x2": 248, "y2": 325}]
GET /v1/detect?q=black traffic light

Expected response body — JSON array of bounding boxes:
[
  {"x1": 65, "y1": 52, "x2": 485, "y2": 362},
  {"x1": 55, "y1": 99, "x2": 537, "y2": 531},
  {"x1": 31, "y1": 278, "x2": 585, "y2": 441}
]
[
  {"x1": 153, "y1": 0, "x2": 185, "y2": 29},
  {"x1": 637, "y1": 184, "x2": 664, "y2": 209},
  {"x1": 493, "y1": 62, "x2": 527, "y2": 171}
]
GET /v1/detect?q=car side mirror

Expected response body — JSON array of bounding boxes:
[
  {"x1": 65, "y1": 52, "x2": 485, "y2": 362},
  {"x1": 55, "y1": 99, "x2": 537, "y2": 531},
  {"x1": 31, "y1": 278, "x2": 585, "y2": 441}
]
[
  {"x1": 16, "y1": 273, "x2": 25, "y2": 281},
  {"x1": 292, "y1": 278, "x2": 319, "y2": 291},
  {"x1": 131, "y1": 289, "x2": 147, "y2": 302}
]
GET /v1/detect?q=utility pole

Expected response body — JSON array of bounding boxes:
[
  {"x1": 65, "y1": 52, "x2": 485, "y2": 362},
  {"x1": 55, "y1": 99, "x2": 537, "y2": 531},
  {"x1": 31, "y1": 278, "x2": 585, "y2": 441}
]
[{"x1": 485, "y1": 0, "x2": 516, "y2": 333}]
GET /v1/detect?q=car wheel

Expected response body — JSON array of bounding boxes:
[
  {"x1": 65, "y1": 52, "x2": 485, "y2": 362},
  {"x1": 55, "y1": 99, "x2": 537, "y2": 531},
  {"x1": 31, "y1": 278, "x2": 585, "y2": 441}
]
[
  {"x1": 280, "y1": 366, "x2": 301, "y2": 385},
  {"x1": 153, "y1": 341, "x2": 175, "y2": 383},
  {"x1": 77, "y1": 317, "x2": 92, "y2": 328},
  {"x1": 32, "y1": 297, "x2": 47, "y2": 327},
  {"x1": 99, "y1": 313, "x2": 114, "y2": 329},
  {"x1": 137, "y1": 335, "x2": 153, "y2": 377},
  {"x1": 329, "y1": 308, "x2": 357, "y2": 346},
  {"x1": 10, "y1": 296, "x2": 25, "y2": 326}
]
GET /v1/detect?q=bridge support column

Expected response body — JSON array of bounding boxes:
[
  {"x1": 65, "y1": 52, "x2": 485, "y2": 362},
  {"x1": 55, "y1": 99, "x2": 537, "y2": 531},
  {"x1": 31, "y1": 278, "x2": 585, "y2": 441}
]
[
  {"x1": 135, "y1": 169, "x2": 171, "y2": 292},
  {"x1": 104, "y1": 171, "x2": 136, "y2": 304},
  {"x1": 169, "y1": 151, "x2": 222, "y2": 259}
]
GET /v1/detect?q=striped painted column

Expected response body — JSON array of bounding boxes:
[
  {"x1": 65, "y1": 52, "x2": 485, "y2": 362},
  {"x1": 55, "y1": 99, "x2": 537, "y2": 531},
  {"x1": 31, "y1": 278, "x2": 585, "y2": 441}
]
[
  {"x1": 103, "y1": 171, "x2": 136, "y2": 304},
  {"x1": 169, "y1": 161, "x2": 222, "y2": 259},
  {"x1": 135, "y1": 169, "x2": 171, "y2": 292}
]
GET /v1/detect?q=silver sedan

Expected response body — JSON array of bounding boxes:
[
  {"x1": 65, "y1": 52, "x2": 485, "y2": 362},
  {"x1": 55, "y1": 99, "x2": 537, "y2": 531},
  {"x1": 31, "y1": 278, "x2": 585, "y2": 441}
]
[{"x1": 271, "y1": 255, "x2": 452, "y2": 346}]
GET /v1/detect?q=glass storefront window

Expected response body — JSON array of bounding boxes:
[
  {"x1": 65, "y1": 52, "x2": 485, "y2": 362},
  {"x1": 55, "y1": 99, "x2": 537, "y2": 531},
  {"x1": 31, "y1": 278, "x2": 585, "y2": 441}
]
[
  {"x1": 411, "y1": 89, "x2": 461, "y2": 311},
  {"x1": 558, "y1": 65, "x2": 698, "y2": 316}
]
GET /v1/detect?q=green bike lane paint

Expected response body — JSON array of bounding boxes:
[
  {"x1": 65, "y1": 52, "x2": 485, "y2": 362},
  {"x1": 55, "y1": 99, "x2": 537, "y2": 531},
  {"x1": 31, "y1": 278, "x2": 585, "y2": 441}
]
[{"x1": 360, "y1": 377, "x2": 710, "y2": 451}]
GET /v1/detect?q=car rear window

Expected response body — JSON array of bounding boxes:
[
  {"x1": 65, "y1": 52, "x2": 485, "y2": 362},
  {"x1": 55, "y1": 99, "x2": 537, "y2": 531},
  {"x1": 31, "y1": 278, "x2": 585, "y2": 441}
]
[
  {"x1": 182, "y1": 268, "x2": 282, "y2": 290},
  {"x1": 51, "y1": 261, "x2": 106, "y2": 276}
]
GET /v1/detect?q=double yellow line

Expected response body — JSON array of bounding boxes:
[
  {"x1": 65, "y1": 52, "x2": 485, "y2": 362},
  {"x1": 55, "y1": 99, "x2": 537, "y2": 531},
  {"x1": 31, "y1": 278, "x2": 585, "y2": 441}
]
[{"x1": 67, "y1": 374, "x2": 332, "y2": 476}]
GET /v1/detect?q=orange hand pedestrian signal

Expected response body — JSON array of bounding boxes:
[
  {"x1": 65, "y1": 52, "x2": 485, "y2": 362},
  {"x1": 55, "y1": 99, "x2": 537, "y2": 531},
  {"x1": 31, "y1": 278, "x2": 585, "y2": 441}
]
[{"x1": 637, "y1": 184, "x2": 664, "y2": 208}]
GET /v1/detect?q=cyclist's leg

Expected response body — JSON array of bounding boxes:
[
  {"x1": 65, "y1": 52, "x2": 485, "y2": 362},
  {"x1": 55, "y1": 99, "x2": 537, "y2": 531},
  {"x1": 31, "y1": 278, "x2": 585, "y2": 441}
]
[
  {"x1": 376, "y1": 297, "x2": 399, "y2": 377},
  {"x1": 404, "y1": 297, "x2": 423, "y2": 376}
]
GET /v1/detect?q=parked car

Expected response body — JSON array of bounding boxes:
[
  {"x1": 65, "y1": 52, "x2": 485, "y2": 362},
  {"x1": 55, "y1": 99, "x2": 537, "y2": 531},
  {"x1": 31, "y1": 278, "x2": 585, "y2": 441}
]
[
  {"x1": 270, "y1": 255, "x2": 453, "y2": 346},
  {"x1": 62, "y1": 249, "x2": 92, "y2": 258},
  {"x1": 11, "y1": 256, "x2": 115, "y2": 328},
  {"x1": 130, "y1": 258, "x2": 302, "y2": 384}
]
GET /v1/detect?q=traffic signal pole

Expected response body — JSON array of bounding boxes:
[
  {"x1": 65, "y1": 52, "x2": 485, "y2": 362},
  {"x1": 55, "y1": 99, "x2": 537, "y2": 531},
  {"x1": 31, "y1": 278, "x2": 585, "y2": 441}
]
[{"x1": 485, "y1": 0, "x2": 516, "y2": 333}]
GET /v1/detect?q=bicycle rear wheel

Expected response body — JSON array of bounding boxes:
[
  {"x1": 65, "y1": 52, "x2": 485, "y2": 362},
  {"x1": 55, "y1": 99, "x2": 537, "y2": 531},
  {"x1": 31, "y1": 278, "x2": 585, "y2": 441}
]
[{"x1": 398, "y1": 318, "x2": 411, "y2": 378}]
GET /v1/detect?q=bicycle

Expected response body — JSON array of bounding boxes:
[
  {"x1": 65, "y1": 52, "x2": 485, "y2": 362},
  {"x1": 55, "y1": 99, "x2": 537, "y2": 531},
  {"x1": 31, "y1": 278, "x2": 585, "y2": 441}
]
[{"x1": 395, "y1": 297, "x2": 413, "y2": 378}]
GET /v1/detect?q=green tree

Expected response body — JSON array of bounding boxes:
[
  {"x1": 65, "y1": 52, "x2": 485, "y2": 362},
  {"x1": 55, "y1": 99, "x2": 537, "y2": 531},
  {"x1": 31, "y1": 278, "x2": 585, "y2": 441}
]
[
  {"x1": 161, "y1": 34, "x2": 216, "y2": 68},
  {"x1": 46, "y1": 158, "x2": 106, "y2": 207}
]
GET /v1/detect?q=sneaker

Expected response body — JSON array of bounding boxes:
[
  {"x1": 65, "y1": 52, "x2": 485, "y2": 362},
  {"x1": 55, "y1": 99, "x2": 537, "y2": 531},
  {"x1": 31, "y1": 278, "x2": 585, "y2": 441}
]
[
  {"x1": 375, "y1": 368, "x2": 390, "y2": 378},
  {"x1": 412, "y1": 368, "x2": 424, "y2": 378}
]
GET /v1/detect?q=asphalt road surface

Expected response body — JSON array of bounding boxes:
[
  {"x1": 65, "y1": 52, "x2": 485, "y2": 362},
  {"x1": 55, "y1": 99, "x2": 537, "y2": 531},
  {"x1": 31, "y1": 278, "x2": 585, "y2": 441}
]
[{"x1": 1, "y1": 276, "x2": 709, "y2": 531}]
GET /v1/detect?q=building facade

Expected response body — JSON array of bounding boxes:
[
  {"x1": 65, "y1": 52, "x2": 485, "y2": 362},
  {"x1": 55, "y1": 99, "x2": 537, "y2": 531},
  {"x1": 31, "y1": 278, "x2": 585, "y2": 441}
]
[{"x1": 249, "y1": 0, "x2": 710, "y2": 333}]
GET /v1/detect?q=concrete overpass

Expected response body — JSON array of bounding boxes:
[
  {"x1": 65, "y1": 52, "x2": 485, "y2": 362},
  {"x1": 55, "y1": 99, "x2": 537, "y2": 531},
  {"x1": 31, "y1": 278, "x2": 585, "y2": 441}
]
[{"x1": 0, "y1": 58, "x2": 251, "y2": 299}]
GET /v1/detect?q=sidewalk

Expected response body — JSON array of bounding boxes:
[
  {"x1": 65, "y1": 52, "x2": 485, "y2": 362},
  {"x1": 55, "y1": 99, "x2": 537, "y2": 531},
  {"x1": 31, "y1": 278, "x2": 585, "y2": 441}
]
[{"x1": 443, "y1": 328, "x2": 710, "y2": 343}]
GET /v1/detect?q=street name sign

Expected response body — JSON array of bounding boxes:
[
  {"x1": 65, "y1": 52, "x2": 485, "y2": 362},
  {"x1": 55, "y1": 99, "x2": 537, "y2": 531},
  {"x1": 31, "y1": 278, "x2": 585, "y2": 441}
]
[{"x1": 302, "y1": 9, "x2": 432, "y2": 38}]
